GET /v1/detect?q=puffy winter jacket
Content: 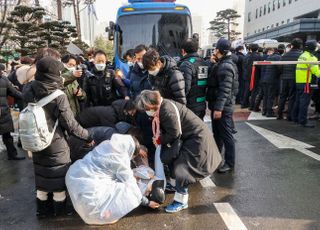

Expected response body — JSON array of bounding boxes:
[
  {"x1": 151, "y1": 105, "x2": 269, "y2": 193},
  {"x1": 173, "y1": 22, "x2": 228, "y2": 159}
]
[
  {"x1": 149, "y1": 56, "x2": 186, "y2": 104},
  {"x1": 207, "y1": 54, "x2": 239, "y2": 112}
]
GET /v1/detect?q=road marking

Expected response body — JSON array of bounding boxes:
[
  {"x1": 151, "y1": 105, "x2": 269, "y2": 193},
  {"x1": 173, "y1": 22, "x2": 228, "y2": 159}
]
[
  {"x1": 247, "y1": 123, "x2": 320, "y2": 161},
  {"x1": 214, "y1": 203, "x2": 247, "y2": 230},
  {"x1": 200, "y1": 176, "x2": 216, "y2": 188},
  {"x1": 247, "y1": 112, "x2": 276, "y2": 121}
]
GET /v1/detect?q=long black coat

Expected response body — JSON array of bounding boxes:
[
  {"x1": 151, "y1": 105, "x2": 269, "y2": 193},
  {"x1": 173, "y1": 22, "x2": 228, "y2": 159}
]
[
  {"x1": 77, "y1": 99, "x2": 134, "y2": 128},
  {"x1": 159, "y1": 99, "x2": 221, "y2": 186},
  {"x1": 149, "y1": 56, "x2": 186, "y2": 105},
  {"x1": 0, "y1": 76, "x2": 21, "y2": 135},
  {"x1": 23, "y1": 81, "x2": 91, "y2": 192}
]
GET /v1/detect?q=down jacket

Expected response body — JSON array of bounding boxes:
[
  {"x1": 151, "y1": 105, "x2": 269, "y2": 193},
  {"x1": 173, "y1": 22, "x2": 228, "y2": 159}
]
[
  {"x1": 149, "y1": 56, "x2": 186, "y2": 105},
  {"x1": 22, "y1": 57, "x2": 91, "y2": 192},
  {"x1": 207, "y1": 54, "x2": 239, "y2": 113}
]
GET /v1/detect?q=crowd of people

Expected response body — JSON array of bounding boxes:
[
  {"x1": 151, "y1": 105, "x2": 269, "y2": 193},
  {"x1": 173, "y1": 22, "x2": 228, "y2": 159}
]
[{"x1": 0, "y1": 35, "x2": 318, "y2": 224}]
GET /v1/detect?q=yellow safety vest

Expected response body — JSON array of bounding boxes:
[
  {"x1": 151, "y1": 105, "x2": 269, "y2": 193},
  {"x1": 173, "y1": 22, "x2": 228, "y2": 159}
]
[{"x1": 296, "y1": 51, "x2": 320, "y2": 84}]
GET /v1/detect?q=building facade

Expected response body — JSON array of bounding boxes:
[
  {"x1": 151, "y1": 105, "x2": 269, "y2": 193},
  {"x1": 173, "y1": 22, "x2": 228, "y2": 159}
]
[{"x1": 244, "y1": 0, "x2": 320, "y2": 42}]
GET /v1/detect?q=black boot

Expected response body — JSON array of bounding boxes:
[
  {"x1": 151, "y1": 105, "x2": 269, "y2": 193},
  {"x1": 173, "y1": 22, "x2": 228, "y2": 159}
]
[
  {"x1": 36, "y1": 199, "x2": 50, "y2": 218},
  {"x1": 53, "y1": 200, "x2": 66, "y2": 216}
]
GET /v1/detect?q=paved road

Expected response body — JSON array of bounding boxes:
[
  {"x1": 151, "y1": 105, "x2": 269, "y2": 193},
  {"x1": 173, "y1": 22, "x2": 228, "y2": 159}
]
[{"x1": 0, "y1": 118, "x2": 320, "y2": 230}]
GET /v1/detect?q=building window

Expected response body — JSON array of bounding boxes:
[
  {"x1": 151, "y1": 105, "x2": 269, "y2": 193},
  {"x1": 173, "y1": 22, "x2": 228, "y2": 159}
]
[
  {"x1": 273, "y1": 0, "x2": 276, "y2": 10},
  {"x1": 289, "y1": 0, "x2": 292, "y2": 3},
  {"x1": 256, "y1": 8, "x2": 258, "y2": 18},
  {"x1": 248, "y1": 12, "x2": 251, "y2": 22},
  {"x1": 282, "y1": 20, "x2": 285, "y2": 24},
  {"x1": 254, "y1": 30, "x2": 256, "y2": 34},
  {"x1": 263, "y1": 28, "x2": 265, "y2": 31},
  {"x1": 278, "y1": 0, "x2": 281, "y2": 8},
  {"x1": 258, "y1": 29, "x2": 261, "y2": 32},
  {"x1": 264, "y1": 5, "x2": 267, "y2": 15},
  {"x1": 276, "y1": 22, "x2": 279, "y2": 26},
  {"x1": 267, "y1": 26, "x2": 270, "y2": 29},
  {"x1": 260, "y1": 7, "x2": 262, "y2": 17},
  {"x1": 268, "y1": 2, "x2": 271, "y2": 13},
  {"x1": 283, "y1": 0, "x2": 286, "y2": 6},
  {"x1": 287, "y1": 19, "x2": 290, "y2": 23},
  {"x1": 271, "y1": 24, "x2": 274, "y2": 28}
]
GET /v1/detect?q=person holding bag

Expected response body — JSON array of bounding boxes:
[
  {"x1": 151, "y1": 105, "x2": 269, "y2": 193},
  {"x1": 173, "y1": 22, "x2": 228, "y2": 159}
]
[{"x1": 136, "y1": 90, "x2": 222, "y2": 213}]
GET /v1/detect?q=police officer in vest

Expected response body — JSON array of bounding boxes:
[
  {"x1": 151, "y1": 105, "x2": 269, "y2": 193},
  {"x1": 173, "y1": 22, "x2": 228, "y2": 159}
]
[
  {"x1": 293, "y1": 40, "x2": 320, "y2": 128},
  {"x1": 83, "y1": 50, "x2": 129, "y2": 107},
  {"x1": 178, "y1": 38, "x2": 208, "y2": 119}
]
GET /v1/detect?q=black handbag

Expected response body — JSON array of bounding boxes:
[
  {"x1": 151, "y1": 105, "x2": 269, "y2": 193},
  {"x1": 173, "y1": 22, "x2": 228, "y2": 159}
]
[{"x1": 160, "y1": 101, "x2": 182, "y2": 164}]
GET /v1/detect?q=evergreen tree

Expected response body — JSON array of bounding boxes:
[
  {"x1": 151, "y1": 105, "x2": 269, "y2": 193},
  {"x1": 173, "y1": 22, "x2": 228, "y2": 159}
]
[
  {"x1": 6, "y1": 5, "x2": 46, "y2": 56},
  {"x1": 209, "y1": 9, "x2": 241, "y2": 41},
  {"x1": 94, "y1": 35, "x2": 113, "y2": 61},
  {"x1": 40, "y1": 20, "x2": 77, "y2": 54}
]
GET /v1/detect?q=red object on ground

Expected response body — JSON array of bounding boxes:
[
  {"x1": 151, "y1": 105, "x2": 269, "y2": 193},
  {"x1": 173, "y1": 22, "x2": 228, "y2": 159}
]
[{"x1": 250, "y1": 65, "x2": 256, "y2": 91}]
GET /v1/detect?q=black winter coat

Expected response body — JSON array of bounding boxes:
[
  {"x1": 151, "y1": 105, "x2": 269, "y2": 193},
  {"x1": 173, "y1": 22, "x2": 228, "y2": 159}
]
[
  {"x1": 149, "y1": 56, "x2": 186, "y2": 105},
  {"x1": 77, "y1": 99, "x2": 134, "y2": 128},
  {"x1": 129, "y1": 63, "x2": 151, "y2": 100},
  {"x1": 243, "y1": 52, "x2": 263, "y2": 82},
  {"x1": 280, "y1": 49, "x2": 303, "y2": 80},
  {"x1": 261, "y1": 52, "x2": 281, "y2": 84},
  {"x1": 207, "y1": 55, "x2": 239, "y2": 113},
  {"x1": 236, "y1": 51, "x2": 245, "y2": 80},
  {"x1": 83, "y1": 67, "x2": 128, "y2": 107},
  {"x1": 0, "y1": 75, "x2": 22, "y2": 135},
  {"x1": 159, "y1": 99, "x2": 221, "y2": 185},
  {"x1": 23, "y1": 81, "x2": 91, "y2": 192},
  {"x1": 178, "y1": 53, "x2": 208, "y2": 114}
]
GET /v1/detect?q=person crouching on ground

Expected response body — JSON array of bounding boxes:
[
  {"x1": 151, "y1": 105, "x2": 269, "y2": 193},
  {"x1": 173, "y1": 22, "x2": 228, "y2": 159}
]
[
  {"x1": 66, "y1": 134, "x2": 160, "y2": 225},
  {"x1": 136, "y1": 90, "x2": 222, "y2": 213}
]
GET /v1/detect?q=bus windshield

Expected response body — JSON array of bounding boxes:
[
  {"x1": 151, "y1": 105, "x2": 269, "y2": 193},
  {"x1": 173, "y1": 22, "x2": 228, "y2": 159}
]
[{"x1": 117, "y1": 13, "x2": 192, "y2": 60}]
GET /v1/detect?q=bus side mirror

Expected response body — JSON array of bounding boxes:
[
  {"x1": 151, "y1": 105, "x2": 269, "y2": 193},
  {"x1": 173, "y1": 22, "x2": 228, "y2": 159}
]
[{"x1": 106, "y1": 21, "x2": 115, "y2": 41}]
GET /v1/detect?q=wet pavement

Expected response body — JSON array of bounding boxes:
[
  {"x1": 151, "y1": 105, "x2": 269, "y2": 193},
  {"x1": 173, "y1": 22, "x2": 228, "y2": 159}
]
[{"x1": 1, "y1": 118, "x2": 320, "y2": 230}]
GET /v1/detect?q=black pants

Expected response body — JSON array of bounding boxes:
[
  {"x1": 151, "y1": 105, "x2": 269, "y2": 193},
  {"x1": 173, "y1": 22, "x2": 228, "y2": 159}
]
[
  {"x1": 278, "y1": 79, "x2": 296, "y2": 119},
  {"x1": 262, "y1": 83, "x2": 276, "y2": 115},
  {"x1": 211, "y1": 111, "x2": 235, "y2": 167},
  {"x1": 236, "y1": 78, "x2": 245, "y2": 104},
  {"x1": 293, "y1": 85, "x2": 311, "y2": 125},
  {"x1": 2, "y1": 132, "x2": 17, "y2": 158},
  {"x1": 250, "y1": 84, "x2": 262, "y2": 110},
  {"x1": 311, "y1": 89, "x2": 320, "y2": 113},
  {"x1": 242, "y1": 80, "x2": 251, "y2": 108},
  {"x1": 136, "y1": 112, "x2": 155, "y2": 167}
]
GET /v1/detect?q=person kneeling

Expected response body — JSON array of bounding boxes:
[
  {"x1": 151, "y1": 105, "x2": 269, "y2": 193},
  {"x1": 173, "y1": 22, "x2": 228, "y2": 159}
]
[{"x1": 66, "y1": 134, "x2": 160, "y2": 225}]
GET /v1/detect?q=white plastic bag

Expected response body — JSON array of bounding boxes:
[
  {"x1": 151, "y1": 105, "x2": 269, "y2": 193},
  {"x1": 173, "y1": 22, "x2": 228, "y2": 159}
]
[{"x1": 66, "y1": 134, "x2": 142, "y2": 225}]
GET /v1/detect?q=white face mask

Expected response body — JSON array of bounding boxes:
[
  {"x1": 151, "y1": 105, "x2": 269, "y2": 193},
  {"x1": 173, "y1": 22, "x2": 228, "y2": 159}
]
[
  {"x1": 66, "y1": 67, "x2": 76, "y2": 72},
  {"x1": 128, "y1": 61, "x2": 134, "y2": 67},
  {"x1": 146, "y1": 110, "x2": 156, "y2": 117},
  {"x1": 148, "y1": 68, "x2": 160, "y2": 76},
  {"x1": 137, "y1": 62, "x2": 144, "y2": 69},
  {"x1": 95, "y1": 63, "x2": 106, "y2": 71}
]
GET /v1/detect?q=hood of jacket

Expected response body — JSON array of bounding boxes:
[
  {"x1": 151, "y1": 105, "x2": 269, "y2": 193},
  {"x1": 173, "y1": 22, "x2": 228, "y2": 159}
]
[{"x1": 160, "y1": 55, "x2": 178, "y2": 73}]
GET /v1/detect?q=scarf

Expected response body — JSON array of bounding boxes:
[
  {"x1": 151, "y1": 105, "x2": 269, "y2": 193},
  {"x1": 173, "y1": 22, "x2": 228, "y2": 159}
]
[{"x1": 152, "y1": 109, "x2": 161, "y2": 146}]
